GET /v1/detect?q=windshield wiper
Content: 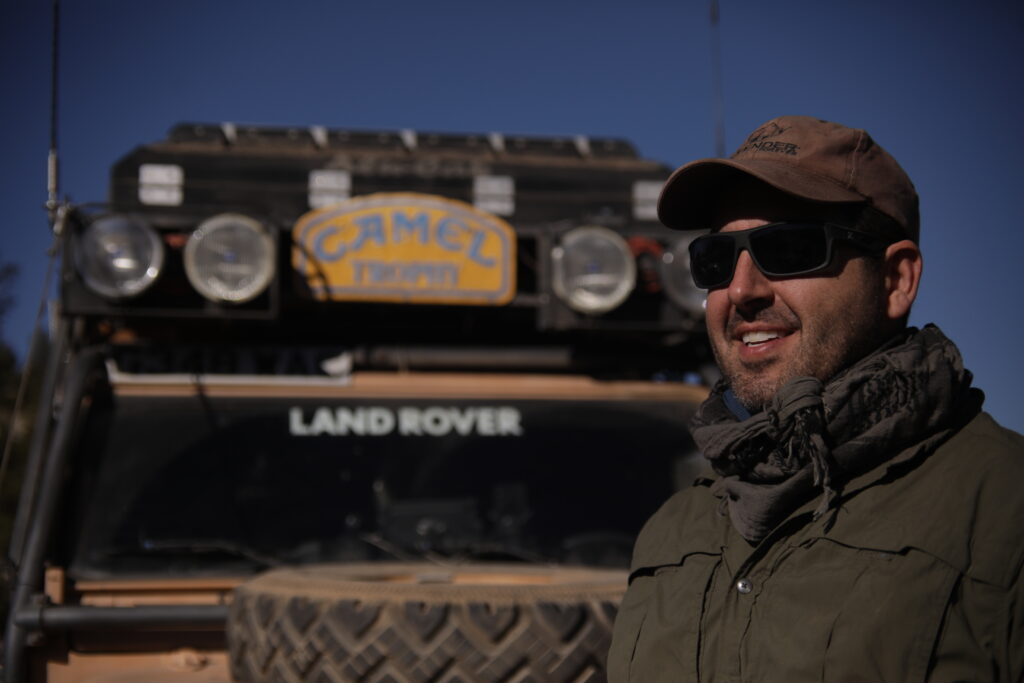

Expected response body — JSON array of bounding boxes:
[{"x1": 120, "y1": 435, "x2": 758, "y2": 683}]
[{"x1": 104, "y1": 538, "x2": 282, "y2": 569}]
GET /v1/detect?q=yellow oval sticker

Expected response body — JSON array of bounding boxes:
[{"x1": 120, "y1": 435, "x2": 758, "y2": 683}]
[{"x1": 293, "y1": 193, "x2": 516, "y2": 305}]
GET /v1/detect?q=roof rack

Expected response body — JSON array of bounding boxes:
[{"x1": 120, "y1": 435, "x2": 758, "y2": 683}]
[{"x1": 165, "y1": 123, "x2": 639, "y2": 159}]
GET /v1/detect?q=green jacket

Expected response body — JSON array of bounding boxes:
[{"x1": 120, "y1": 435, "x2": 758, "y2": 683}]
[{"x1": 608, "y1": 412, "x2": 1024, "y2": 682}]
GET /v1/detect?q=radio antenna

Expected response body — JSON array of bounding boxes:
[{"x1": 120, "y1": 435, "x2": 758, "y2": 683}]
[
  {"x1": 0, "y1": 0, "x2": 66, "y2": 568},
  {"x1": 46, "y1": 0, "x2": 61, "y2": 222},
  {"x1": 710, "y1": 0, "x2": 726, "y2": 157}
]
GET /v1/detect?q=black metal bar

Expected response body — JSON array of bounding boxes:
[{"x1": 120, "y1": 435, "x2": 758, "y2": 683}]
[
  {"x1": 7, "y1": 320, "x2": 68, "y2": 565},
  {"x1": 4, "y1": 346, "x2": 104, "y2": 683},
  {"x1": 14, "y1": 604, "x2": 228, "y2": 631},
  {"x1": 355, "y1": 345, "x2": 572, "y2": 370}
]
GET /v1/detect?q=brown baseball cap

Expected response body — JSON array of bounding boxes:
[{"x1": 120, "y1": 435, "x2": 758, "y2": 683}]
[{"x1": 657, "y1": 115, "x2": 919, "y2": 242}]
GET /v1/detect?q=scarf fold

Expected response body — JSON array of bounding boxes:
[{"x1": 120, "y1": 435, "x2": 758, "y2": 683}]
[{"x1": 691, "y1": 325, "x2": 978, "y2": 543}]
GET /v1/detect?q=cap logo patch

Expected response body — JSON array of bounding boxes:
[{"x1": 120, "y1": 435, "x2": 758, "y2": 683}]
[{"x1": 735, "y1": 122, "x2": 799, "y2": 156}]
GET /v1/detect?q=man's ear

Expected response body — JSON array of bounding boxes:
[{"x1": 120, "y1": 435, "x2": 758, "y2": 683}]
[{"x1": 883, "y1": 239, "x2": 922, "y2": 320}]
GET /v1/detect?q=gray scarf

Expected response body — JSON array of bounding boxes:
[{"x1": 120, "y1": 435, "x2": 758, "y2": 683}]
[{"x1": 690, "y1": 325, "x2": 980, "y2": 543}]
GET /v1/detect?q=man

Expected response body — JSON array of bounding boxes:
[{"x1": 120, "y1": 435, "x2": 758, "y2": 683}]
[{"x1": 608, "y1": 116, "x2": 1024, "y2": 682}]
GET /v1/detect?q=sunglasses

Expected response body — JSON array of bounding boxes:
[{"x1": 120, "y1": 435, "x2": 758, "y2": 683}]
[{"x1": 687, "y1": 221, "x2": 893, "y2": 289}]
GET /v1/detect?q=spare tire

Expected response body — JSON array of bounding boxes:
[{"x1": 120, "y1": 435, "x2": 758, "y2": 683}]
[{"x1": 227, "y1": 562, "x2": 626, "y2": 682}]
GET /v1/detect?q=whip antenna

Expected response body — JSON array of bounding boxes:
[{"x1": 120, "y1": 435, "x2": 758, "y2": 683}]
[
  {"x1": 710, "y1": 0, "x2": 726, "y2": 157},
  {"x1": 0, "y1": 0, "x2": 67, "y2": 566},
  {"x1": 1, "y1": 0, "x2": 65, "y2": 509},
  {"x1": 46, "y1": 0, "x2": 60, "y2": 222}
]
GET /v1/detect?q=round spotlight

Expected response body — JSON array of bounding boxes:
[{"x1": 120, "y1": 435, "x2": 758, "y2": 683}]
[
  {"x1": 75, "y1": 215, "x2": 164, "y2": 299},
  {"x1": 661, "y1": 236, "x2": 706, "y2": 317},
  {"x1": 184, "y1": 214, "x2": 276, "y2": 303},
  {"x1": 551, "y1": 226, "x2": 636, "y2": 314}
]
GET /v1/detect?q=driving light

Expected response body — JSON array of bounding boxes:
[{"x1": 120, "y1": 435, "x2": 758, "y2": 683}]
[
  {"x1": 661, "y1": 237, "x2": 706, "y2": 317},
  {"x1": 75, "y1": 215, "x2": 164, "y2": 299},
  {"x1": 184, "y1": 214, "x2": 276, "y2": 303},
  {"x1": 551, "y1": 226, "x2": 636, "y2": 314}
]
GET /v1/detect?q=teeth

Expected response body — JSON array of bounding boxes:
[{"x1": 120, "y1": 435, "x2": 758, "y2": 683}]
[{"x1": 742, "y1": 331, "x2": 780, "y2": 345}]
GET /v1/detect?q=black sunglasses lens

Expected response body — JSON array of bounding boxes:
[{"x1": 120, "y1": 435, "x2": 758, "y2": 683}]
[
  {"x1": 689, "y1": 235, "x2": 735, "y2": 288},
  {"x1": 750, "y1": 223, "x2": 829, "y2": 276}
]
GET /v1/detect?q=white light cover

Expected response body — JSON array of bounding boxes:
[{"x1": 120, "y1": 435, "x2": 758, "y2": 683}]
[
  {"x1": 138, "y1": 164, "x2": 184, "y2": 206},
  {"x1": 75, "y1": 215, "x2": 164, "y2": 299},
  {"x1": 473, "y1": 175, "x2": 515, "y2": 216},
  {"x1": 551, "y1": 226, "x2": 636, "y2": 314},
  {"x1": 632, "y1": 180, "x2": 663, "y2": 221},
  {"x1": 308, "y1": 169, "x2": 351, "y2": 208},
  {"x1": 184, "y1": 214, "x2": 276, "y2": 303}
]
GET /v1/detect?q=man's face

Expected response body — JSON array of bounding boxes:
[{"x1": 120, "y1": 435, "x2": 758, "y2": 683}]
[{"x1": 705, "y1": 217, "x2": 891, "y2": 411}]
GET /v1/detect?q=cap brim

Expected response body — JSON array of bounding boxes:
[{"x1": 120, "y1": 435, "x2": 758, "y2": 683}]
[{"x1": 657, "y1": 158, "x2": 867, "y2": 230}]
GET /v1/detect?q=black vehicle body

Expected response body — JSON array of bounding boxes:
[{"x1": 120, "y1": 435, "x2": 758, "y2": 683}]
[{"x1": 5, "y1": 124, "x2": 711, "y2": 682}]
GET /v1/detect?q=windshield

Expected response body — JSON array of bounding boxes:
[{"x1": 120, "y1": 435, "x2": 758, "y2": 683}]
[{"x1": 64, "y1": 384, "x2": 701, "y2": 578}]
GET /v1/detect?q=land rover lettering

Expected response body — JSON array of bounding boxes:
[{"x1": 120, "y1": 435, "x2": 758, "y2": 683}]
[
  {"x1": 397, "y1": 406, "x2": 523, "y2": 436},
  {"x1": 288, "y1": 406, "x2": 524, "y2": 437}
]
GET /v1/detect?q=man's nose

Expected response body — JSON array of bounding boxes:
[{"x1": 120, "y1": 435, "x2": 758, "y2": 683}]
[{"x1": 728, "y1": 250, "x2": 774, "y2": 309}]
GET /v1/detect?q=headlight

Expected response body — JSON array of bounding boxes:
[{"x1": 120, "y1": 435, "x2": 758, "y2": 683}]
[
  {"x1": 551, "y1": 226, "x2": 636, "y2": 314},
  {"x1": 661, "y1": 237, "x2": 706, "y2": 317},
  {"x1": 75, "y1": 215, "x2": 164, "y2": 299},
  {"x1": 184, "y1": 214, "x2": 276, "y2": 303}
]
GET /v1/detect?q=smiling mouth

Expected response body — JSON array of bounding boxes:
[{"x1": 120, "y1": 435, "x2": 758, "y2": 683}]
[{"x1": 741, "y1": 330, "x2": 783, "y2": 346}]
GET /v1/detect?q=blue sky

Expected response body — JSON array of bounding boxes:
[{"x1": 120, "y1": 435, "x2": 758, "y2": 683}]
[{"x1": 2, "y1": 1, "x2": 1022, "y2": 432}]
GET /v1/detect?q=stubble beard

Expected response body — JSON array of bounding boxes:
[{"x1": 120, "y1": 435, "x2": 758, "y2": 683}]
[{"x1": 712, "y1": 303, "x2": 889, "y2": 413}]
